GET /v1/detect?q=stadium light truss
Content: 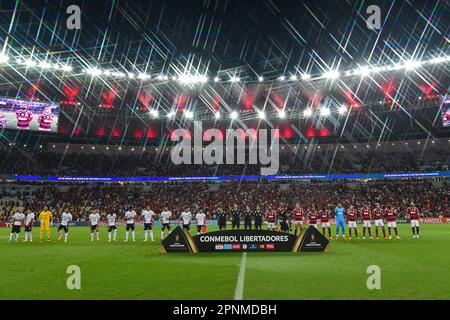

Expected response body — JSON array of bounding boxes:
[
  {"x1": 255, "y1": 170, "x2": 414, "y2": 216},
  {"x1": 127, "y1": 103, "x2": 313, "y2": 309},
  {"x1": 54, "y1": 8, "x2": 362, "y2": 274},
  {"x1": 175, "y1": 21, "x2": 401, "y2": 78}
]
[{"x1": 0, "y1": 50, "x2": 448, "y2": 84}]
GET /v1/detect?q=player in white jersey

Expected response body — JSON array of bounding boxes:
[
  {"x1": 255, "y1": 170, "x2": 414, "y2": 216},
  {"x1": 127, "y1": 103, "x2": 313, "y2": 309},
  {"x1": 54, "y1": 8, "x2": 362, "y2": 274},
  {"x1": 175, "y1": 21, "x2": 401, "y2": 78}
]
[
  {"x1": 180, "y1": 207, "x2": 192, "y2": 231},
  {"x1": 23, "y1": 209, "x2": 35, "y2": 242},
  {"x1": 141, "y1": 206, "x2": 155, "y2": 242},
  {"x1": 58, "y1": 209, "x2": 73, "y2": 243},
  {"x1": 88, "y1": 209, "x2": 101, "y2": 241},
  {"x1": 160, "y1": 207, "x2": 172, "y2": 240},
  {"x1": 195, "y1": 208, "x2": 206, "y2": 235},
  {"x1": 106, "y1": 212, "x2": 117, "y2": 242},
  {"x1": 124, "y1": 208, "x2": 137, "y2": 242},
  {"x1": 8, "y1": 209, "x2": 25, "y2": 243}
]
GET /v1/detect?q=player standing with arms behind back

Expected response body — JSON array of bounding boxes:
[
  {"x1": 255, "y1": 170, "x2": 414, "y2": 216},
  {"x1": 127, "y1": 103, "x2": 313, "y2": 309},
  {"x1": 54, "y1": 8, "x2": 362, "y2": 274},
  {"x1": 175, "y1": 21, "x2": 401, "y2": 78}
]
[
  {"x1": 347, "y1": 205, "x2": 359, "y2": 240},
  {"x1": 334, "y1": 203, "x2": 346, "y2": 240},
  {"x1": 106, "y1": 212, "x2": 117, "y2": 242},
  {"x1": 142, "y1": 206, "x2": 155, "y2": 242},
  {"x1": 292, "y1": 203, "x2": 304, "y2": 236},
  {"x1": 89, "y1": 209, "x2": 101, "y2": 241},
  {"x1": 160, "y1": 206, "x2": 172, "y2": 240},
  {"x1": 39, "y1": 206, "x2": 52, "y2": 242},
  {"x1": 124, "y1": 207, "x2": 137, "y2": 242},
  {"x1": 23, "y1": 209, "x2": 35, "y2": 242},
  {"x1": 407, "y1": 202, "x2": 420, "y2": 239},
  {"x1": 254, "y1": 205, "x2": 263, "y2": 230},
  {"x1": 195, "y1": 208, "x2": 206, "y2": 235},
  {"x1": 58, "y1": 209, "x2": 72, "y2": 243},
  {"x1": 8, "y1": 209, "x2": 24, "y2": 243},
  {"x1": 180, "y1": 206, "x2": 192, "y2": 231},
  {"x1": 385, "y1": 205, "x2": 400, "y2": 239},
  {"x1": 360, "y1": 204, "x2": 374, "y2": 240},
  {"x1": 320, "y1": 207, "x2": 332, "y2": 239}
]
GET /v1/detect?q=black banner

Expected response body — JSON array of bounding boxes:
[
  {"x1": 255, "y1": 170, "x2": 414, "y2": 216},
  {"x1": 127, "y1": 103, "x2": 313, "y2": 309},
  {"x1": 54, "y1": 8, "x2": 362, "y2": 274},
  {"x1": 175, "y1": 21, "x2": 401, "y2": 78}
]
[{"x1": 161, "y1": 226, "x2": 329, "y2": 253}]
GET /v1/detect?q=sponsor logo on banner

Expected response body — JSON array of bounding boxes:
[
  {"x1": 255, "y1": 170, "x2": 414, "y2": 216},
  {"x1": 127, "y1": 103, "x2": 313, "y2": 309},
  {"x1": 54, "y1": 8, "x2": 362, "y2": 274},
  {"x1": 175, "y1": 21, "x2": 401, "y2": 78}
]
[
  {"x1": 266, "y1": 243, "x2": 275, "y2": 249},
  {"x1": 249, "y1": 244, "x2": 258, "y2": 250},
  {"x1": 242, "y1": 244, "x2": 248, "y2": 250},
  {"x1": 215, "y1": 244, "x2": 224, "y2": 250},
  {"x1": 224, "y1": 244, "x2": 232, "y2": 250},
  {"x1": 232, "y1": 244, "x2": 241, "y2": 250},
  {"x1": 259, "y1": 244, "x2": 265, "y2": 249}
]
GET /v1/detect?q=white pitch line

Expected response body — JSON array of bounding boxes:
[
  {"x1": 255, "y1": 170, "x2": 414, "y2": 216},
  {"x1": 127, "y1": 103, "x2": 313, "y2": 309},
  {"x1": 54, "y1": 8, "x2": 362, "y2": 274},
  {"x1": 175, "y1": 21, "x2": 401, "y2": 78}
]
[{"x1": 234, "y1": 252, "x2": 247, "y2": 300}]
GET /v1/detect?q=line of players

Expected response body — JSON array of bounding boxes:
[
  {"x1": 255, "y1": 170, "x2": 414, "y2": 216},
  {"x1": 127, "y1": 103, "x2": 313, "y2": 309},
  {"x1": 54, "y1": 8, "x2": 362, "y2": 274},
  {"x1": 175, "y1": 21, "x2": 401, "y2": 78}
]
[{"x1": 6, "y1": 201, "x2": 422, "y2": 243}]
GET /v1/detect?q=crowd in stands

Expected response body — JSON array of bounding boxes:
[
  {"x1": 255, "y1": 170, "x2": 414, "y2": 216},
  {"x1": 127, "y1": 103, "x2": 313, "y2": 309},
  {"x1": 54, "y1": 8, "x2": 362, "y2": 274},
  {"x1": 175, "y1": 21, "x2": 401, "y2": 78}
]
[
  {"x1": 0, "y1": 147, "x2": 448, "y2": 177},
  {"x1": 0, "y1": 180, "x2": 448, "y2": 222}
]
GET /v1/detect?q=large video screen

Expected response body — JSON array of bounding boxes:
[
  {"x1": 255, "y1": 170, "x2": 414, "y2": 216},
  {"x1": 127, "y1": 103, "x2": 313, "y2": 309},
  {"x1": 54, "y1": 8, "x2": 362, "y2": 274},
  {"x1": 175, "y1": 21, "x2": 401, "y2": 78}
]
[
  {"x1": 442, "y1": 96, "x2": 450, "y2": 127},
  {"x1": 0, "y1": 98, "x2": 59, "y2": 132}
]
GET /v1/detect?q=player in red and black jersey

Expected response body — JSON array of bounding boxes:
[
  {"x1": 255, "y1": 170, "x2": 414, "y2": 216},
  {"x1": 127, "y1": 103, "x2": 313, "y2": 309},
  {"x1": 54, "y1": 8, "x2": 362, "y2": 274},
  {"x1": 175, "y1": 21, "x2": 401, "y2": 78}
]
[
  {"x1": 360, "y1": 204, "x2": 373, "y2": 240},
  {"x1": 37, "y1": 107, "x2": 54, "y2": 131},
  {"x1": 308, "y1": 207, "x2": 318, "y2": 229},
  {"x1": 292, "y1": 203, "x2": 304, "y2": 235},
  {"x1": 15, "y1": 105, "x2": 33, "y2": 129},
  {"x1": 407, "y1": 202, "x2": 420, "y2": 239},
  {"x1": 347, "y1": 205, "x2": 359, "y2": 239},
  {"x1": 319, "y1": 208, "x2": 332, "y2": 239},
  {"x1": 384, "y1": 205, "x2": 400, "y2": 239},
  {"x1": 265, "y1": 207, "x2": 277, "y2": 231},
  {"x1": 373, "y1": 203, "x2": 388, "y2": 240}
]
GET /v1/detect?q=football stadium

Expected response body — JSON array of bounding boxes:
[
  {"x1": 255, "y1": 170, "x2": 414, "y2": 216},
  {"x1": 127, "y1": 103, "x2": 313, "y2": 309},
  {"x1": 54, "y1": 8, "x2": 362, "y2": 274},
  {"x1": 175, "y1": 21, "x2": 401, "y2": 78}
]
[{"x1": 0, "y1": 0, "x2": 449, "y2": 305}]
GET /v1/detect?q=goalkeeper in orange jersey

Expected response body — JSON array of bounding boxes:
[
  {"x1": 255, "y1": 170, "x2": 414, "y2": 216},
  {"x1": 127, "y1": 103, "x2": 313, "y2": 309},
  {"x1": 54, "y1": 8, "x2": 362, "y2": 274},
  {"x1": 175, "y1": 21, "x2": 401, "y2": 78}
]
[{"x1": 39, "y1": 206, "x2": 53, "y2": 242}]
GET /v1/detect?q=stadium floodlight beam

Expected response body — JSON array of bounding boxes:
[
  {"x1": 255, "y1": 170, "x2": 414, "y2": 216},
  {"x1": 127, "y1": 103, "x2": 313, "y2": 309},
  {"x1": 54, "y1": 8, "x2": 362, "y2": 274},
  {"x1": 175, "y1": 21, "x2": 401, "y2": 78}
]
[
  {"x1": 230, "y1": 76, "x2": 240, "y2": 83},
  {"x1": 303, "y1": 108, "x2": 313, "y2": 117},
  {"x1": 213, "y1": 76, "x2": 220, "y2": 82},
  {"x1": 184, "y1": 110, "x2": 194, "y2": 119},
  {"x1": 23, "y1": 59, "x2": 37, "y2": 67},
  {"x1": 320, "y1": 107, "x2": 331, "y2": 117},
  {"x1": 150, "y1": 109, "x2": 159, "y2": 118},
  {"x1": 137, "y1": 73, "x2": 150, "y2": 80},
  {"x1": 355, "y1": 66, "x2": 370, "y2": 77},
  {"x1": 61, "y1": 65, "x2": 73, "y2": 72},
  {"x1": 0, "y1": 54, "x2": 9, "y2": 63},
  {"x1": 289, "y1": 75, "x2": 297, "y2": 81},
  {"x1": 278, "y1": 110, "x2": 286, "y2": 119},
  {"x1": 301, "y1": 73, "x2": 311, "y2": 80},
  {"x1": 85, "y1": 67, "x2": 102, "y2": 76},
  {"x1": 167, "y1": 111, "x2": 176, "y2": 118},
  {"x1": 214, "y1": 112, "x2": 221, "y2": 119},
  {"x1": 322, "y1": 69, "x2": 339, "y2": 79},
  {"x1": 39, "y1": 61, "x2": 52, "y2": 69},
  {"x1": 229, "y1": 111, "x2": 239, "y2": 120},
  {"x1": 404, "y1": 60, "x2": 422, "y2": 70},
  {"x1": 338, "y1": 105, "x2": 348, "y2": 114},
  {"x1": 278, "y1": 75, "x2": 286, "y2": 81},
  {"x1": 257, "y1": 111, "x2": 266, "y2": 119},
  {"x1": 258, "y1": 76, "x2": 264, "y2": 82},
  {"x1": 127, "y1": 73, "x2": 135, "y2": 79}
]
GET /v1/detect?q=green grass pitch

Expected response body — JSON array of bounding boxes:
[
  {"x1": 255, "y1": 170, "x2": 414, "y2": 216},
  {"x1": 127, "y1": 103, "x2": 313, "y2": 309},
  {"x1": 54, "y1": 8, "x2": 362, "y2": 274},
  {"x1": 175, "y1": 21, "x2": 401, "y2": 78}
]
[{"x1": 1, "y1": 224, "x2": 449, "y2": 300}]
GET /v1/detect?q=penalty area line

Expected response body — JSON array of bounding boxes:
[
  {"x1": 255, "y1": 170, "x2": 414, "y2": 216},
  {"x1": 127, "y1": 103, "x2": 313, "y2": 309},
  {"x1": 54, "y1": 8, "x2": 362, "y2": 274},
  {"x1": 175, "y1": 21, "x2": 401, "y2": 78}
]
[{"x1": 234, "y1": 252, "x2": 247, "y2": 300}]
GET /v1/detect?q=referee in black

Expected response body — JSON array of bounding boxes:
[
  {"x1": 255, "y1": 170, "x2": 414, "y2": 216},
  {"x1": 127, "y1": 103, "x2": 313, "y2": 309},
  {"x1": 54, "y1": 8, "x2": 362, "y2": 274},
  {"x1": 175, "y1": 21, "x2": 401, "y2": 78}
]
[
  {"x1": 254, "y1": 205, "x2": 263, "y2": 230},
  {"x1": 217, "y1": 207, "x2": 227, "y2": 230},
  {"x1": 231, "y1": 204, "x2": 241, "y2": 230},
  {"x1": 244, "y1": 205, "x2": 253, "y2": 230}
]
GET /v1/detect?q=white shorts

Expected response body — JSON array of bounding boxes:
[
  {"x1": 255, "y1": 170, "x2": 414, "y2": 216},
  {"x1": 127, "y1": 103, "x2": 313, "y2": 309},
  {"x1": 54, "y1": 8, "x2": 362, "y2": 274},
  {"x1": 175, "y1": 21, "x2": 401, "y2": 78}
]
[
  {"x1": 310, "y1": 223, "x2": 317, "y2": 228},
  {"x1": 267, "y1": 222, "x2": 276, "y2": 229},
  {"x1": 411, "y1": 219, "x2": 419, "y2": 227},
  {"x1": 387, "y1": 221, "x2": 397, "y2": 228},
  {"x1": 363, "y1": 220, "x2": 371, "y2": 228},
  {"x1": 375, "y1": 219, "x2": 384, "y2": 227},
  {"x1": 321, "y1": 222, "x2": 330, "y2": 228},
  {"x1": 348, "y1": 221, "x2": 357, "y2": 228},
  {"x1": 293, "y1": 220, "x2": 303, "y2": 225}
]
